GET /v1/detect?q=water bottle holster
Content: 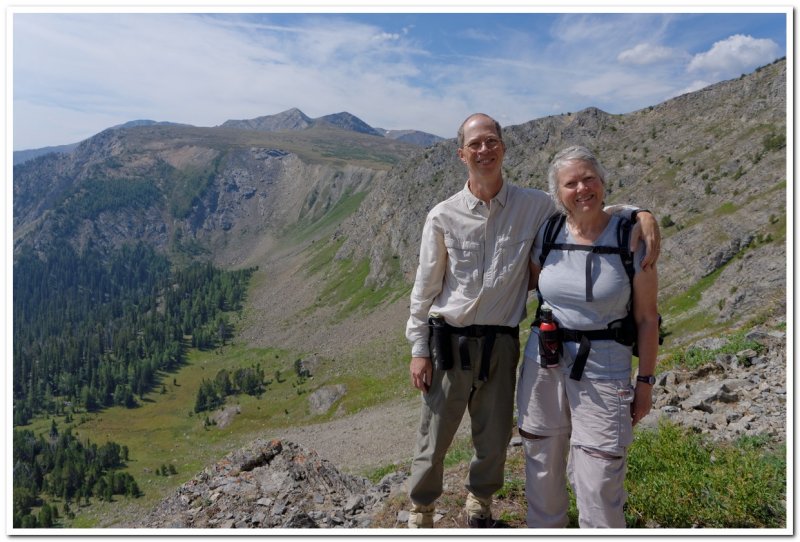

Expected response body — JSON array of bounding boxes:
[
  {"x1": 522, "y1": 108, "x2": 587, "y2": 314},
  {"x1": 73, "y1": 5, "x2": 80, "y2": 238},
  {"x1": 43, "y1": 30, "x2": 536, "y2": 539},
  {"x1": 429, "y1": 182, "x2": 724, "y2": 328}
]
[
  {"x1": 536, "y1": 325, "x2": 562, "y2": 367},
  {"x1": 429, "y1": 316, "x2": 454, "y2": 370}
]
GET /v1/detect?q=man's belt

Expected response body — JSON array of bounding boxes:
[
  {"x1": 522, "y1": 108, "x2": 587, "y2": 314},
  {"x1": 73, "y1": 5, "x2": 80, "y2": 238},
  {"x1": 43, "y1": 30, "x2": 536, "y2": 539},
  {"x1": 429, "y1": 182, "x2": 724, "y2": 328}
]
[
  {"x1": 447, "y1": 323, "x2": 519, "y2": 338},
  {"x1": 430, "y1": 317, "x2": 518, "y2": 381}
]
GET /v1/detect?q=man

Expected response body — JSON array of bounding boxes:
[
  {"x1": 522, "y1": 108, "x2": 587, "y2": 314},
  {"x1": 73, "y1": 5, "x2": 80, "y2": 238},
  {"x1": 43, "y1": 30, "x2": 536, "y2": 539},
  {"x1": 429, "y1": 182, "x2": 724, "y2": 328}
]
[{"x1": 405, "y1": 113, "x2": 659, "y2": 528}]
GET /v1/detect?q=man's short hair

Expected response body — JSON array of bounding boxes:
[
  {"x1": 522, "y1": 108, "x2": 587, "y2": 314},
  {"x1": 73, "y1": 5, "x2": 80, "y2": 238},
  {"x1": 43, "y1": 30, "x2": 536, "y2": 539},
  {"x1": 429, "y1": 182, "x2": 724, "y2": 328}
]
[{"x1": 457, "y1": 113, "x2": 503, "y2": 148}]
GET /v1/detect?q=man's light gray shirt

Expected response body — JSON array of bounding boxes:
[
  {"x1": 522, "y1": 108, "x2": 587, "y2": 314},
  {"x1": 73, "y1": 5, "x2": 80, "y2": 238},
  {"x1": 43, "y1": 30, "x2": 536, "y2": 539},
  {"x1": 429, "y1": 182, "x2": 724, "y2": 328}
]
[{"x1": 406, "y1": 182, "x2": 555, "y2": 357}]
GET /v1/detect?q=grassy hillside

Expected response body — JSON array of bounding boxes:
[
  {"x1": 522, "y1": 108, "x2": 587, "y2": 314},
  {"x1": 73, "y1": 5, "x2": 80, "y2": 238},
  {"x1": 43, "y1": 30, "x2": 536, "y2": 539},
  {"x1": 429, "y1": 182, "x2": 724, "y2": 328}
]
[{"x1": 26, "y1": 330, "x2": 412, "y2": 527}]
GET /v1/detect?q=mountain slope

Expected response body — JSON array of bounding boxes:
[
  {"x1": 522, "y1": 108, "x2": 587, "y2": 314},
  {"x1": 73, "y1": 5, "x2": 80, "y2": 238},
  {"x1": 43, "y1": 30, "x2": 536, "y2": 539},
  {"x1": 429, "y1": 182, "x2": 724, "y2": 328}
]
[
  {"x1": 13, "y1": 108, "x2": 440, "y2": 168},
  {"x1": 13, "y1": 121, "x2": 422, "y2": 269},
  {"x1": 316, "y1": 112, "x2": 384, "y2": 137},
  {"x1": 12, "y1": 142, "x2": 80, "y2": 166},
  {"x1": 378, "y1": 128, "x2": 444, "y2": 146}
]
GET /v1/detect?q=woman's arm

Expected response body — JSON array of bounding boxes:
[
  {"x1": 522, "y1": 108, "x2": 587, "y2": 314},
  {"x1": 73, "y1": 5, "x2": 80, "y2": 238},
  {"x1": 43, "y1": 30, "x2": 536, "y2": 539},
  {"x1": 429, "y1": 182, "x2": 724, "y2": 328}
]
[
  {"x1": 604, "y1": 205, "x2": 661, "y2": 269},
  {"x1": 631, "y1": 262, "x2": 659, "y2": 426}
]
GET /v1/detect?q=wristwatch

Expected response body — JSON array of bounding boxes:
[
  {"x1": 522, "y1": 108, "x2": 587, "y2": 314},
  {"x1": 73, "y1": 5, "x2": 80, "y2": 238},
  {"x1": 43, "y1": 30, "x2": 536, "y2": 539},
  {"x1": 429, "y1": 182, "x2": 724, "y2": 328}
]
[{"x1": 636, "y1": 374, "x2": 656, "y2": 385}]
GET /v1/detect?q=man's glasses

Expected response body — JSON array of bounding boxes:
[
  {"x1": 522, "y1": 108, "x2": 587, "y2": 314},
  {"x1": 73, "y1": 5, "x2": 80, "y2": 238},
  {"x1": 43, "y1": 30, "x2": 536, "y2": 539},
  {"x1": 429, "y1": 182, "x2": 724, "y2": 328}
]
[{"x1": 464, "y1": 137, "x2": 502, "y2": 152}]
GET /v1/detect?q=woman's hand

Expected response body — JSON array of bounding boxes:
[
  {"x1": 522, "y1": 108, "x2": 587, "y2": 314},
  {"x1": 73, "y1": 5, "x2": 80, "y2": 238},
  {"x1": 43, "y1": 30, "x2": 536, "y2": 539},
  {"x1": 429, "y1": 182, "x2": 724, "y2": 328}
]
[{"x1": 631, "y1": 382, "x2": 653, "y2": 426}]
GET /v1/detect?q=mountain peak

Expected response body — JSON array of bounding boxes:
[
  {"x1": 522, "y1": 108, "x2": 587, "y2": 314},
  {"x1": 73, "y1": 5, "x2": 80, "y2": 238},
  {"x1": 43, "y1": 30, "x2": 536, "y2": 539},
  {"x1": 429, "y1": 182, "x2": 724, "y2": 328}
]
[
  {"x1": 314, "y1": 112, "x2": 383, "y2": 137},
  {"x1": 220, "y1": 109, "x2": 313, "y2": 132},
  {"x1": 111, "y1": 119, "x2": 183, "y2": 129},
  {"x1": 219, "y1": 108, "x2": 441, "y2": 144}
]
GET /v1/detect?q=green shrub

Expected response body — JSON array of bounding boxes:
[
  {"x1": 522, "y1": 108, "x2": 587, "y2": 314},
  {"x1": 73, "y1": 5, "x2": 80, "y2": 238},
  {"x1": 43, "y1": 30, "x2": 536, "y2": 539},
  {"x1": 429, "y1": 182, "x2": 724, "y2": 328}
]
[
  {"x1": 626, "y1": 422, "x2": 785, "y2": 527},
  {"x1": 660, "y1": 215, "x2": 675, "y2": 228},
  {"x1": 661, "y1": 330, "x2": 763, "y2": 370},
  {"x1": 762, "y1": 132, "x2": 786, "y2": 152}
]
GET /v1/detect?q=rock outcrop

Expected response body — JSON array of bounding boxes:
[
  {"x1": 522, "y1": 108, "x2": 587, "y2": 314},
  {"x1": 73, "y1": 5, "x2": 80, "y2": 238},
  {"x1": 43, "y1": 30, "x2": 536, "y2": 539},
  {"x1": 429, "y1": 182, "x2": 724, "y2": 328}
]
[
  {"x1": 133, "y1": 439, "x2": 405, "y2": 529},
  {"x1": 642, "y1": 324, "x2": 787, "y2": 441}
]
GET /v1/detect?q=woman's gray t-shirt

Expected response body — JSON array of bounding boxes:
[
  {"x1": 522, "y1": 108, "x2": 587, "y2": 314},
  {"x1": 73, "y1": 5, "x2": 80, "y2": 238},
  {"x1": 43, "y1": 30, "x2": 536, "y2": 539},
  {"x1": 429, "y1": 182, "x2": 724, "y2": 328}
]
[{"x1": 523, "y1": 214, "x2": 643, "y2": 380}]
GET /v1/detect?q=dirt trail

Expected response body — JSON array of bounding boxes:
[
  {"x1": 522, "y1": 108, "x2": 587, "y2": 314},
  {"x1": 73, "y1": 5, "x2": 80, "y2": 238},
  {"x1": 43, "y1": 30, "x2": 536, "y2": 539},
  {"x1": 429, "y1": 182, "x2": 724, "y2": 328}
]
[{"x1": 262, "y1": 397, "x2": 472, "y2": 475}]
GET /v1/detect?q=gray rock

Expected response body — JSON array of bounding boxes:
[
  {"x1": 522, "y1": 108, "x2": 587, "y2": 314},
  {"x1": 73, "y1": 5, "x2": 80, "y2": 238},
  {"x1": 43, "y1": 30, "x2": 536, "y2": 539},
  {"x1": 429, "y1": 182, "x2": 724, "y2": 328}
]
[
  {"x1": 308, "y1": 385, "x2": 347, "y2": 415},
  {"x1": 643, "y1": 326, "x2": 785, "y2": 444},
  {"x1": 133, "y1": 438, "x2": 408, "y2": 529},
  {"x1": 282, "y1": 512, "x2": 318, "y2": 528}
]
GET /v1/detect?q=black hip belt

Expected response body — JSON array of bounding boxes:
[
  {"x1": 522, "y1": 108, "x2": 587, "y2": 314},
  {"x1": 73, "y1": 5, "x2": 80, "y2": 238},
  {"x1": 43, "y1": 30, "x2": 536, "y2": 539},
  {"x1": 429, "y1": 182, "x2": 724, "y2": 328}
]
[
  {"x1": 429, "y1": 317, "x2": 519, "y2": 381},
  {"x1": 558, "y1": 320, "x2": 635, "y2": 381},
  {"x1": 561, "y1": 327, "x2": 626, "y2": 342},
  {"x1": 447, "y1": 323, "x2": 519, "y2": 338}
]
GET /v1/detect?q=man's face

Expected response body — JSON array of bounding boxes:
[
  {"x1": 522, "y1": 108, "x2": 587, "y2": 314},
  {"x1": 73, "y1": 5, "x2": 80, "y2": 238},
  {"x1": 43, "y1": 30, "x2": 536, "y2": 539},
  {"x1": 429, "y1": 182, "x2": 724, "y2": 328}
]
[{"x1": 457, "y1": 116, "x2": 505, "y2": 176}]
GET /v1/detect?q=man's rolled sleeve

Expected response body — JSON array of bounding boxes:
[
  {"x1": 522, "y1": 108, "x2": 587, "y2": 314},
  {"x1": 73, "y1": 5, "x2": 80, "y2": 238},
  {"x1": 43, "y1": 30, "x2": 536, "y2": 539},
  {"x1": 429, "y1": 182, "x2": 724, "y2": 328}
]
[
  {"x1": 406, "y1": 215, "x2": 446, "y2": 358},
  {"x1": 603, "y1": 204, "x2": 640, "y2": 221}
]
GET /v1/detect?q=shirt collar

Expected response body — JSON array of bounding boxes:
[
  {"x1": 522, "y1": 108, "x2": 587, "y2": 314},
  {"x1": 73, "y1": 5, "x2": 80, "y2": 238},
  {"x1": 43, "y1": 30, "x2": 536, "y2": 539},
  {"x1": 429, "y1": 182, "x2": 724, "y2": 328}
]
[{"x1": 462, "y1": 179, "x2": 509, "y2": 210}]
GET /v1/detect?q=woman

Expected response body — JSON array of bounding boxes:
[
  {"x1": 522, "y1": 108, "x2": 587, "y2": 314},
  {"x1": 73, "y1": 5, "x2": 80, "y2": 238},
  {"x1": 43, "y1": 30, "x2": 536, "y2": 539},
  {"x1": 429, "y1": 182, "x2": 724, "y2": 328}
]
[{"x1": 516, "y1": 145, "x2": 660, "y2": 528}]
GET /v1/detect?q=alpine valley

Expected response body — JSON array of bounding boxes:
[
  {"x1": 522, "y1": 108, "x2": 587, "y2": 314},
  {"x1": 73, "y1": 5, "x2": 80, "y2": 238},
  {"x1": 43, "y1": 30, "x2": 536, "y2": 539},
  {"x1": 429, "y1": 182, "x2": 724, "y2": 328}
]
[{"x1": 12, "y1": 58, "x2": 787, "y2": 528}]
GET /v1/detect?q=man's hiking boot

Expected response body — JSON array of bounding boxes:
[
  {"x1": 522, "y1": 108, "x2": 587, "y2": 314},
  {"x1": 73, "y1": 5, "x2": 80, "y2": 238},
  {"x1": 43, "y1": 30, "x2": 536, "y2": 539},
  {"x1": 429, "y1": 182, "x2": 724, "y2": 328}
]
[
  {"x1": 468, "y1": 515, "x2": 497, "y2": 528},
  {"x1": 407, "y1": 502, "x2": 435, "y2": 528},
  {"x1": 464, "y1": 492, "x2": 495, "y2": 528}
]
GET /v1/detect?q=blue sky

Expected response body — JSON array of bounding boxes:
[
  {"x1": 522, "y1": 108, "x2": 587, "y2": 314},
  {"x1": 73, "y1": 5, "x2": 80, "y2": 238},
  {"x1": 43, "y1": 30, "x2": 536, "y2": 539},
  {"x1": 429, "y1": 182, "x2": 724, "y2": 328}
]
[{"x1": 10, "y1": 7, "x2": 789, "y2": 150}]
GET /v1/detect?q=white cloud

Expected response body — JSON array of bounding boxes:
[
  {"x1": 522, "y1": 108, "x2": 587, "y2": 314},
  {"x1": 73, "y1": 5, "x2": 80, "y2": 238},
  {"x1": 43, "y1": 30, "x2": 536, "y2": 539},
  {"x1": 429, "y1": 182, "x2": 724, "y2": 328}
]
[
  {"x1": 569, "y1": 70, "x2": 674, "y2": 106},
  {"x1": 375, "y1": 32, "x2": 401, "y2": 42},
  {"x1": 687, "y1": 34, "x2": 780, "y2": 79},
  {"x1": 13, "y1": 14, "x2": 447, "y2": 147},
  {"x1": 618, "y1": 43, "x2": 684, "y2": 65},
  {"x1": 460, "y1": 27, "x2": 498, "y2": 42}
]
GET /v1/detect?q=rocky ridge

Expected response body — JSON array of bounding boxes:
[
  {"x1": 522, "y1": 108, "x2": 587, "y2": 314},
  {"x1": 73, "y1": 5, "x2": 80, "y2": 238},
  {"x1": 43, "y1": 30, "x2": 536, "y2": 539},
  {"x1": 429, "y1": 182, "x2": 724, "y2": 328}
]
[
  {"x1": 219, "y1": 108, "x2": 441, "y2": 144},
  {"x1": 131, "y1": 439, "x2": 404, "y2": 529}
]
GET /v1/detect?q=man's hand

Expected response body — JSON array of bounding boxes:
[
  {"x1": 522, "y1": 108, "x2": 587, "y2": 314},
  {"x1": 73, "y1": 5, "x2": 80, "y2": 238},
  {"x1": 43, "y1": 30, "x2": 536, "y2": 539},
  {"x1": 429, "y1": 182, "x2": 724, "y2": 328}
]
[
  {"x1": 410, "y1": 356, "x2": 433, "y2": 393},
  {"x1": 631, "y1": 211, "x2": 661, "y2": 270}
]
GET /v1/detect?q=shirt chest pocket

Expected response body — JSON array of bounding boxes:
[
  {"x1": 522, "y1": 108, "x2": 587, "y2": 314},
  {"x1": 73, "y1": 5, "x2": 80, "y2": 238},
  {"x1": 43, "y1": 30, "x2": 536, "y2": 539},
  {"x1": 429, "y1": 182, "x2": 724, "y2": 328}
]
[
  {"x1": 444, "y1": 235, "x2": 482, "y2": 295},
  {"x1": 497, "y1": 235, "x2": 534, "y2": 283}
]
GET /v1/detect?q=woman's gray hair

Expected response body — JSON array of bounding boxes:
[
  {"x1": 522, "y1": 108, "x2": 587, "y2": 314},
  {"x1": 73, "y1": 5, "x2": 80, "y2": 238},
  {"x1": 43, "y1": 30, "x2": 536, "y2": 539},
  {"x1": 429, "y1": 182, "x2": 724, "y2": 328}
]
[{"x1": 547, "y1": 145, "x2": 608, "y2": 215}]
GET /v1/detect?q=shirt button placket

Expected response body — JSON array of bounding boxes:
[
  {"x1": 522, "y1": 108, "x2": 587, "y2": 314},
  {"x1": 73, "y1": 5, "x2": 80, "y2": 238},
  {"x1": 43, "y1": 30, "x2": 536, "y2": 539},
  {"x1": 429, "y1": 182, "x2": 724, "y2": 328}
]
[{"x1": 483, "y1": 201, "x2": 496, "y2": 287}]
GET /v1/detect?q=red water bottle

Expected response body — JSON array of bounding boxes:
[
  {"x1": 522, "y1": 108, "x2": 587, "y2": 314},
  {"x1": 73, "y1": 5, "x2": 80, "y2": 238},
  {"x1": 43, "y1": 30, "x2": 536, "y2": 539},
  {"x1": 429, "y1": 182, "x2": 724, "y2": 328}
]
[{"x1": 538, "y1": 304, "x2": 560, "y2": 368}]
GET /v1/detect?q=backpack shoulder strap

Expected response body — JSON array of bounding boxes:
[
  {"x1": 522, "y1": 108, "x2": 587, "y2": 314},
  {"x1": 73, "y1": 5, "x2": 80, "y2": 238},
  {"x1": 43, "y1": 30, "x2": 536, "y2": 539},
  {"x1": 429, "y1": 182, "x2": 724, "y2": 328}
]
[
  {"x1": 616, "y1": 215, "x2": 635, "y2": 284},
  {"x1": 539, "y1": 213, "x2": 566, "y2": 268},
  {"x1": 539, "y1": 213, "x2": 635, "y2": 301}
]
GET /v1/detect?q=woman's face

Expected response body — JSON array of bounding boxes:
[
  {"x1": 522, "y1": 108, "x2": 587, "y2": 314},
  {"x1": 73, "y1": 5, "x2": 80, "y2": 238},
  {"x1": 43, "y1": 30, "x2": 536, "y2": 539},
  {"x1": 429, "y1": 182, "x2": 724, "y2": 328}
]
[{"x1": 556, "y1": 159, "x2": 605, "y2": 216}]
